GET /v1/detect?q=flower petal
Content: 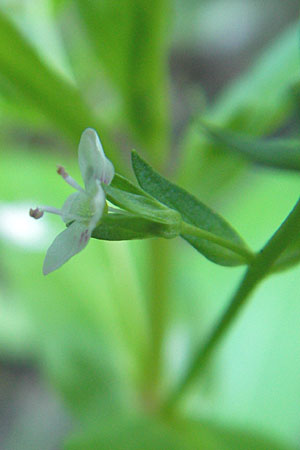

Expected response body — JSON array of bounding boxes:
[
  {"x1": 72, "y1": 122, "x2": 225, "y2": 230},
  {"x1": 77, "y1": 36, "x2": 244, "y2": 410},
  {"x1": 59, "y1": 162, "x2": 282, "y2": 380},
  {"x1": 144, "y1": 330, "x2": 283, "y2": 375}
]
[
  {"x1": 78, "y1": 128, "x2": 115, "y2": 189},
  {"x1": 61, "y1": 192, "x2": 81, "y2": 224},
  {"x1": 61, "y1": 183, "x2": 105, "y2": 228},
  {"x1": 43, "y1": 222, "x2": 91, "y2": 275}
]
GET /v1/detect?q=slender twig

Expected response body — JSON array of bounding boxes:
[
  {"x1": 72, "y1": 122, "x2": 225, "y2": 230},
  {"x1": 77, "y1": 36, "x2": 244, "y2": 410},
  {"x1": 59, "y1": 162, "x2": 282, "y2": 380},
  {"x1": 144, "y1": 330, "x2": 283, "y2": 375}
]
[{"x1": 163, "y1": 198, "x2": 300, "y2": 413}]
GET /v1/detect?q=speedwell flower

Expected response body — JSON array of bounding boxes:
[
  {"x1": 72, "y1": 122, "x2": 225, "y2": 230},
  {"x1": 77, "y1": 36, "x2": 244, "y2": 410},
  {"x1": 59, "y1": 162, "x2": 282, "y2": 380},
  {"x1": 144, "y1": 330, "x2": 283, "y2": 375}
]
[{"x1": 30, "y1": 128, "x2": 114, "y2": 275}]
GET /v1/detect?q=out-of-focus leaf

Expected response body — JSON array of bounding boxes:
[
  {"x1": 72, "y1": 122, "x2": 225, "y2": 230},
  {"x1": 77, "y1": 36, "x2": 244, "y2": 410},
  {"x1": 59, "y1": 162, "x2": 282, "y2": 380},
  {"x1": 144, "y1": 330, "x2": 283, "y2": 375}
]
[
  {"x1": 132, "y1": 152, "x2": 248, "y2": 266},
  {"x1": 177, "y1": 419, "x2": 295, "y2": 450},
  {"x1": 74, "y1": 0, "x2": 170, "y2": 162},
  {"x1": 207, "y1": 24, "x2": 299, "y2": 132},
  {"x1": 201, "y1": 122, "x2": 300, "y2": 172},
  {"x1": 0, "y1": 10, "x2": 117, "y2": 158},
  {"x1": 65, "y1": 416, "x2": 293, "y2": 450},
  {"x1": 93, "y1": 212, "x2": 179, "y2": 241},
  {"x1": 180, "y1": 23, "x2": 300, "y2": 191},
  {"x1": 66, "y1": 418, "x2": 189, "y2": 450},
  {"x1": 50, "y1": 0, "x2": 69, "y2": 14},
  {"x1": 271, "y1": 234, "x2": 300, "y2": 273}
]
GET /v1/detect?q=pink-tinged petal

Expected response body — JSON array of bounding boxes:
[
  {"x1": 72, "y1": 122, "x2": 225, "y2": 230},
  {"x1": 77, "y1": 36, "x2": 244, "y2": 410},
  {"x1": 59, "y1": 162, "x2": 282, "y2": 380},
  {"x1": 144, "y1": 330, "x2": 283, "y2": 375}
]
[
  {"x1": 78, "y1": 128, "x2": 115, "y2": 190},
  {"x1": 43, "y1": 222, "x2": 91, "y2": 275}
]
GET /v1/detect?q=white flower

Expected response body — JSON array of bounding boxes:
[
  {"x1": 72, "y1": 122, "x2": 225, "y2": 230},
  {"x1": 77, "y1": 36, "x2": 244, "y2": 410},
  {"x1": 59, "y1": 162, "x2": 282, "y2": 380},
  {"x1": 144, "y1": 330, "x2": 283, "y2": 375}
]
[{"x1": 30, "y1": 128, "x2": 114, "y2": 275}]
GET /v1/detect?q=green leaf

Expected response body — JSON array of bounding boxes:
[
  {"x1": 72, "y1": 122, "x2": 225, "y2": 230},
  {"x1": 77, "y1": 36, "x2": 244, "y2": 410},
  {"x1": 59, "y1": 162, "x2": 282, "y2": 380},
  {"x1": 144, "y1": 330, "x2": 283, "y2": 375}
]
[
  {"x1": 74, "y1": 0, "x2": 170, "y2": 161},
  {"x1": 271, "y1": 233, "x2": 300, "y2": 273},
  {"x1": 0, "y1": 10, "x2": 117, "y2": 158},
  {"x1": 65, "y1": 417, "x2": 294, "y2": 450},
  {"x1": 104, "y1": 185, "x2": 182, "y2": 239},
  {"x1": 201, "y1": 123, "x2": 300, "y2": 172},
  {"x1": 65, "y1": 418, "x2": 189, "y2": 450},
  {"x1": 93, "y1": 212, "x2": 178, "y2": 241},
  {"x1": 180, "y1": 23, "x2": 300, "y2": 190},
  {"x1": 50, "y1": 0, "x2": 69, "y2": 14},
  {"x1": 207, "y1": 23, "x2": 299, "y2": 132},
  {"x1": 177, "y1": 419, "x2": 295, "y2": 450},
  {"x1": 132, "y1": 152, "x2": 249, "y2": 266}
]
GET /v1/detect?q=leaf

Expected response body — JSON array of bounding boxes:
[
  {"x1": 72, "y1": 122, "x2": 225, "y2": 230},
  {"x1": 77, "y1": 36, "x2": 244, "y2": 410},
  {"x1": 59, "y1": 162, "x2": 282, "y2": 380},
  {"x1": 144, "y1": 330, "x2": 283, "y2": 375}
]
[
  {"x1": 92, "y1": 212, "x2": 178, "y2": 241},
  {"x1": 0, "y1": 10, "x2": 117, "y2": 158},
  {"x1": 201, "y1": 123, "x2": 300, "y2": 172},
  {"x1": 180, "y1": 23, "x2": 300, "y2": 190},
  {"x1": 73, "y1": 0, "x2": 170, "y2": 161},
  {"x1": 104, "y1": 185, "x2": 181, "y2": 239},
  {"x1": 271, "y1": 233, "x2": 300, "y2": 273},
  {"x1": 65, "y1": 418, "x2": 189, "y2": 450},
  {"x1": 177, "y1": 419, "x2": 294, "y2": 450},
  {"x1": 132, "y1": 152, "x2": 249, "y2": 266},
  {"x1": 50, "y1": 0, "x2": 69, "y2": 14},
  {"x1": 65, "y1": 416, "x2": 294, "y2": 450},
  {"x1": 208, "y1": 23, "x2": 299, "y2": 132}
]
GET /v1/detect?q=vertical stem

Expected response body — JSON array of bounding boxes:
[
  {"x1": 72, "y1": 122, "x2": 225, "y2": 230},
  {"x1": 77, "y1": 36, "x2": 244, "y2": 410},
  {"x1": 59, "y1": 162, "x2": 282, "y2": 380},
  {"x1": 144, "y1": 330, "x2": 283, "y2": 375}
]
[
  {"x1": 163, "y1": 197, "x2": 300, "y2": 413},
  {"x1": 143, "y1": 238, "x2": 171, "y2": 408}
]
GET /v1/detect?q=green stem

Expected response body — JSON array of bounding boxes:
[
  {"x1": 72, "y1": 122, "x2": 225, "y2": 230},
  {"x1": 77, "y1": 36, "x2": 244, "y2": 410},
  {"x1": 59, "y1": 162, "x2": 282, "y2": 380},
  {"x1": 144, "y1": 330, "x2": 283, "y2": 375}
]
[
  {"x1": 163, "y1": 197, "x2": 300, "y2": 413},
  {"x1": 142, "y1": 238, "x2": 171, "y2": 410},
  {"x1": 181, "y1": 222, "x2": 254, "y2": 263}
]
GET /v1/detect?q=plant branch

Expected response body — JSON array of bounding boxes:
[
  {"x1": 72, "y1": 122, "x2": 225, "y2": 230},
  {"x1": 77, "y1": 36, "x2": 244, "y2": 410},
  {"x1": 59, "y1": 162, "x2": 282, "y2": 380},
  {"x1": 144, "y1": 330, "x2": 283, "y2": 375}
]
[{"x1": 163, "y1": 197, "x2": 300, "y2": 413}]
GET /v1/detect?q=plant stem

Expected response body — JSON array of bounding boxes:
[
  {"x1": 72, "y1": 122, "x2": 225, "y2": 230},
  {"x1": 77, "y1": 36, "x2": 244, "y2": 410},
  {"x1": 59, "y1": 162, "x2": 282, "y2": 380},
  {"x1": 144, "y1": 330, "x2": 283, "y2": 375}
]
[
  {"x1": 143, "y1": 238, "x2": 171, "y2": 407},
  {"x1": 181, "y1": 222, "x2": 254, "y2": 263},
  {"x1": 163, "y1": 197, "x2": 300, "y2": 413}
]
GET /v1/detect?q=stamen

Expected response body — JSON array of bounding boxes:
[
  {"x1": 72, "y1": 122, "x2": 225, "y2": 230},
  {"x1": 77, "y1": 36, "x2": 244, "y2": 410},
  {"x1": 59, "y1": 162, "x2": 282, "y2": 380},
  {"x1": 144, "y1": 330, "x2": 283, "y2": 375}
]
[
  {"x1": 29, "y1": 206, "x2": 62, "y2": 219},
  {"x1": 57, "y1": 165, "x2": 84, "y2": 192},
  {"x1": 42, "y1": 206, "x2": 62, "y2": 215},
  {"x1": 29, "y1": 207, "x2": 44, "y2": 219}
]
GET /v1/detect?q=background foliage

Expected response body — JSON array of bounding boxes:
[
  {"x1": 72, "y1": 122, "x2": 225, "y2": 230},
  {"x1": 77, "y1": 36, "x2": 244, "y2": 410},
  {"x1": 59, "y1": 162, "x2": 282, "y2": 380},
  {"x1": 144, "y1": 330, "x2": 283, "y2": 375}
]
[{"x1": 0, "y1": 1, "x2": 299, "y2": 449}]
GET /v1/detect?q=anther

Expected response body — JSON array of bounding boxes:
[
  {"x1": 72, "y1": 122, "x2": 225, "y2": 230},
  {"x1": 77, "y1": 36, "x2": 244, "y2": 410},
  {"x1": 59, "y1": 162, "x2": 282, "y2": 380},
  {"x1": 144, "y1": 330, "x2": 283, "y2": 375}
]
[
  {"x1": 29, "y1": 208, "x2": 44, "y2": 219},
  {"x1": 57, "y1": 165, "x2": 68, "y2": 179},
  {"x1": 57, "y1": 165, "x2": 84, "y2": 192}
]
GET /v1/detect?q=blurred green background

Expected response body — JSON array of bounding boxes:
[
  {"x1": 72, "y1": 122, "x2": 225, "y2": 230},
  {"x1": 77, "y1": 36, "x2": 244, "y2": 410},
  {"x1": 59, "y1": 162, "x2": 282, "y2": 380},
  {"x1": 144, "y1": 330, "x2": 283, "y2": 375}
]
[{"x1": 0, "y1": 1, "x2": 299, "y2": 449}]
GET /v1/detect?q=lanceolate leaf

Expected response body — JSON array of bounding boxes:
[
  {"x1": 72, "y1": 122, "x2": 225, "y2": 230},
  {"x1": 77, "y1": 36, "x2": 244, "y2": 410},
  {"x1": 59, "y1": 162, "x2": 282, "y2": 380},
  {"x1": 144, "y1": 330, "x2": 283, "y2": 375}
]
[
  {"x1": 132, "y1": 152, "x2": 249, "y2": 266},
  {"x1": 0, "y1": 11, "x2": 116, "y2": 157},
  {"x1": 201, "y1": 123, "x2": 300, "y2": 172}
]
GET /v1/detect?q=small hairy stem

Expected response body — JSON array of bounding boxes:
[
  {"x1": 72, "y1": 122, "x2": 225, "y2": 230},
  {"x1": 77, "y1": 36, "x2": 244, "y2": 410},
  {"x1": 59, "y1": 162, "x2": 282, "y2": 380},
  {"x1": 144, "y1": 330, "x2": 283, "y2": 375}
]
[
  {"x1": 163, "y1": 197, "x2": 300, "y2": 413},
  {"x1": 181, "y1": 222, "x2": 254, "y2": 263}
]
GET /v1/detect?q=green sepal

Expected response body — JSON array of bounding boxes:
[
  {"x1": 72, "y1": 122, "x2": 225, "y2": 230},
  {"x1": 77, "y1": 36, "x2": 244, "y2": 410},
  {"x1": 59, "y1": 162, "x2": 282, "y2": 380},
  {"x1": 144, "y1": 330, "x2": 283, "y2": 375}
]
[
  {"x1": 111, "y1": 173, "x2": 151, "y2": 196},
  {"x1": 92, "y1": 212, "x2": 179, "y2": 241},
  {"x1": 131, "y1": 151, "x2": 249, "y2": 266},
  {"x1": 104, "y1": 184, "x2": 181, "y2": 239}
]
